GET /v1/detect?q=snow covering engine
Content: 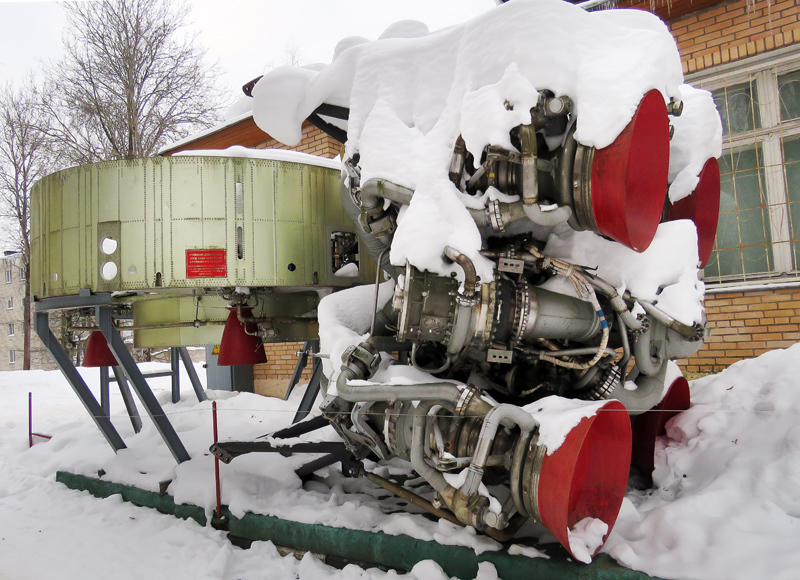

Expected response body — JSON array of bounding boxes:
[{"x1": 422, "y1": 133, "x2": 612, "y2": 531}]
[
  {"x1": 310, "y1": 90, "x2": 718, "y2": 560},
  {"x1": 238, "y1": 0, "x2": 723, "y2": 562}
]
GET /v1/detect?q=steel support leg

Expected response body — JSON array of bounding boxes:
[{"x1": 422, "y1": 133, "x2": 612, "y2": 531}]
[
  {"x1": 292, "y1": 359, "x2": 323, "y2": 424},
  {"x1": 177, "y1": 347, "x2": 207, "y2": 402},
  {"x1": 96, "y1": 306, "x2": 190, "y2": 463},
  {"x1": 171, "y1": 348, "x2": 180, "y2": 404},
  {"x1": 112, "y1": 366, "x2": 143, "y2": 433},
  {"x1": 34, "y1": 311, "x2": 126, "y2": 452},
  {"x1": 100, "y1": 366, "x2": 111, "y2": 417},
  {"x1": 284, "y1": 341, "x2": 312, "y2": 401}
]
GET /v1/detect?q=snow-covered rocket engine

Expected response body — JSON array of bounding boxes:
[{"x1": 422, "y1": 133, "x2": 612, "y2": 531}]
[
  {"x1": 247, "y1": 0, "x2": 722, "y2": 561},
  {"x1": 317, "y1": 88, "x2": 718, "y2": 560}
]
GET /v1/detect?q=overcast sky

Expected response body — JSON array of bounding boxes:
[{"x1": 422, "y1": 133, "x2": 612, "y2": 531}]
[{"x1": 0, "y1": 0, "x2": 495, "y2": 106}]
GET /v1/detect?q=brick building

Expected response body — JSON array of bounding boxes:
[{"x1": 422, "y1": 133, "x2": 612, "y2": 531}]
[
  {"x1": 166, "y1": 0, "x2": 800, "y2": 378},
  {"x1": 612, "y1": 0, "x2": 800, "y2": 373}
]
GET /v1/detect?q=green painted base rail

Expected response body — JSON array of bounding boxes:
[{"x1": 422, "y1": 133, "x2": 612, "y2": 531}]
[{"x1": 56, "y1": 471, "x2": 663, "y2": 580}]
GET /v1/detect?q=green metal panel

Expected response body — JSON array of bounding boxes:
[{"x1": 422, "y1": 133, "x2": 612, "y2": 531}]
[{"x1": 30, "y1": 156, "x2": 375, "y2": 299}]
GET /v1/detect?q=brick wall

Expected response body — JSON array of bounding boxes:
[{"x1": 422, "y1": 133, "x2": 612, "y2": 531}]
[
  {"x1": 664, "y1": 0, "x2": 800, "y2": 372},
  {"x1": 668, "y1": 0, "x2": 800, "y2": 73},
  {"x1": 253, "y1": 122, "x2": 341, "y2": 159},
  {"x1": 678, "y1": 286, "x2": 800, "y2": 373}
]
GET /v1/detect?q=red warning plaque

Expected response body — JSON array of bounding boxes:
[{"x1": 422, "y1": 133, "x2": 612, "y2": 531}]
[{"x1": 186, "y1": 249, "x2": 227, "y2": 278}]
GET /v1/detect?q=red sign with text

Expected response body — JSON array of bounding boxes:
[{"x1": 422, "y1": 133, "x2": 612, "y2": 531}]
[{"x1": 186, "y1": 249, "x2": 227, "y2": 278}]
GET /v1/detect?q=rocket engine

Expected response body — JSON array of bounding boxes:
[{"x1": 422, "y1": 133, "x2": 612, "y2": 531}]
[{"x1": 313, "y1": 87, "x2": 718, "y2": 558}]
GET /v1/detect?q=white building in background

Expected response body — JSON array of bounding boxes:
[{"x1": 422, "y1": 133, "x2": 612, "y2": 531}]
[{"x1": 0, "y1": 251, "x2": 56, "y2": 371}]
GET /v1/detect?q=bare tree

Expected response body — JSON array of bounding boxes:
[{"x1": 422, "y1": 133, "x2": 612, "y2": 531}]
[
  {"x1": 0, "y1": 79, "x2": 53, "y2": 370},
  {"x1": 43, "y1": 0, "x2": 224, "y2": 163}
]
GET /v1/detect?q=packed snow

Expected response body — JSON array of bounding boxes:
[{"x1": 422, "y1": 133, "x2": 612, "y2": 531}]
[
  {"x1": 250, "y1": 0, "x2": 720, "y2": 327},
  {"x1": 2, "y1": 345, "x2": 800, "y2": 578}
]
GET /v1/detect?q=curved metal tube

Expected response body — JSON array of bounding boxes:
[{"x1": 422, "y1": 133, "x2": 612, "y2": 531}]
[
  {"x1": 410, "y1": 402, "x2": 451, "y2": 494},
  {"x1": 336, "y1": 367, "x2": 470, "y2": 408},
  {"x1": 609, "y1": 360, "x2": 667, "y2": 415},
  {"x1": 461, "y1": 404, "x2": 537, "y2": 498},
  {"x1": 360, "y1": 179, "x2": 414, "y2": 207},
  {"x1": 443, "y1": 246, "x2": 477, "y2": 297},
  {"x1": 585, "y1": 276, "x2": 642, "y2": 330},
  {"x1": 521, "y1": 202, "x2": 573, "y2": 226}
]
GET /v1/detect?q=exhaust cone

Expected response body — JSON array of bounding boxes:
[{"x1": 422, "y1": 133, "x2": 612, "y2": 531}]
[
  {"x1": 83, "y1": 330, "x2": 118, "y2": 367},
  {"x1": 217, "y1": 308, "x2": 267, "y2": 366},
  {"x1": 578, "y1": 89, "x2": 670, "y2": 252},
  {"x1": 631, "y1": 375, "x2": 691, "y2": 474},
  {"x1": 667, "y1": 157, "x2": 721, "y2": 268},
  {"x1": 536, "y1": 399, "x2": 632, "y2": 560}
]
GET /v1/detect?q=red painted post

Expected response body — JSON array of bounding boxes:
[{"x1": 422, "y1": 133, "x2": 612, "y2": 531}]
[
  {"x1": 212, "y1": 401, "x2": 222, "y2": 519},
  {"x1": 28, "y1": 392, "x2": 33, "y2": 449}
]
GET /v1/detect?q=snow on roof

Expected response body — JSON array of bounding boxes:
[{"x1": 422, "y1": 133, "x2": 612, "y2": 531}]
[{"x1": 172, "y1": 146, "x2": 342, "y2": 170}]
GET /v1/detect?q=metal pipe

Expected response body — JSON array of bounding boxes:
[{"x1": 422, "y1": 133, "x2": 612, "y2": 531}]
[
  {"x1": 639, "y1": 300, "x2": 702, "y2": 339},
  {"x1": 370, "y1": 246, "x2": 391, "y2": 337},
  {"x1": 585, "y1": 276, "x2": 642, "y2": 330},
  {"x1": 443, "y1": 246, "x2": 477, "y2": 297},
  {"x1": 70, "y1": 320, "x2": 226, "y2": 332},
  {"x1": 360, "y1": 179, "x2": 414, "y2": 207},
  {"x1": 460, "y1": 404, "x2": 537, "y2": 499},
  {"x1": 364, "y1": 471, "x2": 463, "y2": 527},
  {"x1": 336, "y1": 367, "x2": 487, "y2": 411},
  {"x1": 410, "y1": 402, "x2": 451, "y2": 494},
  {"x1": 519, "y1": 346, "x2": 617, "y2": 359}
]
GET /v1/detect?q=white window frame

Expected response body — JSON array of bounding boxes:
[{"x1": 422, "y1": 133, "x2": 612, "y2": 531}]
[
  {"x1": 689, "y1": 45, "x2": 800, "y2": 285},
  {"x1": 9, "y1": 350, "x2": 15, "y2": 364},
  {"x1": 7, "y1": 322, "x2": 14, "y2": 336},
  {"x1": 4, "y1": 269, "x2": 11, "y2": 284},
  {"x1": 6, "y1": 297, "x2": 11, "y2": 310}
]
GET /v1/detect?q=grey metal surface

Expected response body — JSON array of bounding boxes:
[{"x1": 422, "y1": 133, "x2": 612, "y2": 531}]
[
  {"x1": 96, "y1": 305, "x2": 190, "y2": 463},
  {"x1": 112, "y1": 366, "x2": 143, "y2": 433},
  {"x1": 177, "y1": 347, "x2": 207, "y2": 402},
  {"x1": 34, "y1": 311, "x2": 126, "y2": 452}
]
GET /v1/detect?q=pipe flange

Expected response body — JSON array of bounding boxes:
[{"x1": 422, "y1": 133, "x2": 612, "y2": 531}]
[
  {"x1": 521, "y1": 430, "x2": 545, "y2": 523},
  {"x1": 486, "y1": 199, "x2": 505, "y2": 232},
  {"x1": 511, "y1": 281, "x2": 531, "y2": 346},
  {"x1": 572, "y1": 144, "x2": 597, "y2": 233},
  {"x1": 456, "y1": 386, "x2": 481, "y2": 417},
  {"x1": 583, "y1": 365, "x2": 622, "y2": 401}
]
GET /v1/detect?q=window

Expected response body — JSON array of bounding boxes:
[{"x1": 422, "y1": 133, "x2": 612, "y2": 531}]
[
  {"x1": 4, "y1": 269, "x2": 11, "y2": 284},
  {"x1": 7, "y1": 323, "x2": 14, "y2": 336},
  {"x1": 694, "y1": 49, "x2": 800, "y2": 284},
  {"x1": 9, "y1": 350, "x2": 15, "y2": 364},
  {"x1": 6, "y1": 297, "x2": 11, "y2": 310}
]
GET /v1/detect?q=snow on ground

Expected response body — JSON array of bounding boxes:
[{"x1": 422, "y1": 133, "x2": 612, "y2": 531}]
[{"x1": 1, "y1": 345, "x2": 800, "y2": 579}]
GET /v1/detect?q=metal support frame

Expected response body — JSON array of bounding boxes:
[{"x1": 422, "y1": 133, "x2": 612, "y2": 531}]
[
  {"x1": 171, "y1": 348, "x2": 180, "y2": 403},
  {"x1": 34, "y1": 311, "x2": 127, "y2": 452},
  {"x1": 177, "y1": 347, "x2": 208, "y2": 402},
  {"x1": 100, "y1": 366, "x2": 111, "y2": 417},
  {"x1": 111, "y1": 366, "x2": 143, "y2": 433},
  {"x1": 96, "y1": 305, "x2": 190, "y2": 463},
  {"x1": 293, "y1": 361, "x2": 323, "y2": 424}
]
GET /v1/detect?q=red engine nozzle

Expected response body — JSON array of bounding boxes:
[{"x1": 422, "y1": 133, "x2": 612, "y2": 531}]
[
  {"x1": 631, "y1": 375, "x2": 691, "y2": 474},
  {"x1": 573, "y1": 89, "x2": 671, "y2": 252},
  {"x1": 83, "y1": 330, "x2": 118, "y2": 367},
  {"x1": 667, "y1": 157, "x2": 721, "y2": 268},
  {"x1": 522, "y1": 399, "x2": 632, "y2": 560},
  {"x1": 217, "y1": 307, "x2": 267, "y2": 366}
]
